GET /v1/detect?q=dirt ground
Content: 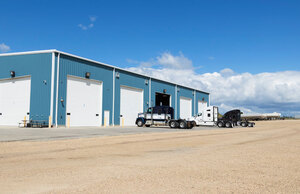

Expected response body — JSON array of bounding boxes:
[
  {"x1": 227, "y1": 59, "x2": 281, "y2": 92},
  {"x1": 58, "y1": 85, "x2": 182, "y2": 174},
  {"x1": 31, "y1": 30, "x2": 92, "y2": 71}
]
[{"x1": 0, "y1": 120, "x2": 299, "y2": 193}]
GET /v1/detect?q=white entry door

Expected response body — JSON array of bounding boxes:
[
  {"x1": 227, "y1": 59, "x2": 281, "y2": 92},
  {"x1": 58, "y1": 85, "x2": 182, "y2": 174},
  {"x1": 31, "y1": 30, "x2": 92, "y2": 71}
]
[
  {"x1": 120, "y1": 86, "x2": 143, "y2": 126},
  {"x1": 180, "y1": 97, "x2": 192, "y2": 119},
  {"x1": 66, "y1": 76, "x2": 102, "y2": 127},
  {"x1": 198, "y1": 101, "x2": 207, "y2": 113},
  {"x1": 0, "y1": 77, "x2": 31, "y2": 126},
  {"x1": 104, "y1": 110, "x2": 110, "y2": 127}
]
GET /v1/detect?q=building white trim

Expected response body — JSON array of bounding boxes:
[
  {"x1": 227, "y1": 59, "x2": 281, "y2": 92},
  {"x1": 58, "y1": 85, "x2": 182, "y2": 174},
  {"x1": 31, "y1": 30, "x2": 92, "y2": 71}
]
[
  {"x1": 50, "y1": 52, "x2": 55, "y2": 123},
  {"x1": 149, "y1": 78, "x2": 151, "y2": 107},
  {"x1": 112, "y1": 68, "x2": 115, "y2": 126},
  {"x1": 55, "y1": 53, "x2": 60, "y2": 127},
  {"x1": 0, "y1": 49, "x2": 56, "y2": 56}
]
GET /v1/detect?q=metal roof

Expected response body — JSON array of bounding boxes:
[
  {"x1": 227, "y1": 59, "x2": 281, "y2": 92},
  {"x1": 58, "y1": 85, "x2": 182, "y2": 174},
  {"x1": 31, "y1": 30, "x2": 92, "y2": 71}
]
[{"x1": 0, "y1": 49, "x2": 209, "y2": 94}]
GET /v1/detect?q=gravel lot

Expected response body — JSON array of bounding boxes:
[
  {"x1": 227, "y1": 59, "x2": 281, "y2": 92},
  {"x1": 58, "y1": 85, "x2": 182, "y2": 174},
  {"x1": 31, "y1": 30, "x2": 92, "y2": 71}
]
[
  {"x1": 0, "y1": 120, "x2": 299, "y2": 193},
  {"x1": 0, "y1": 125, "x2": 216, "y2": 142}
]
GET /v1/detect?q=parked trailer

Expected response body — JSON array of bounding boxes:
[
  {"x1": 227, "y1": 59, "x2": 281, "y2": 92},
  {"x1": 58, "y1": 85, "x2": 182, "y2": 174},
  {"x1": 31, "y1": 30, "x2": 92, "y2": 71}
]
[
  {"x1": 135, "y1": 106, "x2": 195, "y2": 129},
  {"x1": 216, "y1": 109, "x2": 255, "y2": 128}
]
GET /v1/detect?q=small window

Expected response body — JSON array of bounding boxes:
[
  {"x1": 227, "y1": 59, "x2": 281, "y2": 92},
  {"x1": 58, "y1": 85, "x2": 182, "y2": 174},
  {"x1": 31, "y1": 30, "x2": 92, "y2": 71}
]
[
  {"x1": 208, "y1": 113, "x2": 211, "y2": 117},
  {"x1": 147, "y1": 108, "x2": 152, "y2": 113}
]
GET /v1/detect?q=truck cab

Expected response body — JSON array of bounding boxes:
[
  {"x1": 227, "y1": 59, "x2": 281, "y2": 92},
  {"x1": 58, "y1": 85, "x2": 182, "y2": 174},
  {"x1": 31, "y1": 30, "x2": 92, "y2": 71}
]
[{"x1": 187, "y1": 106, "x2": 218, "y2": 126}]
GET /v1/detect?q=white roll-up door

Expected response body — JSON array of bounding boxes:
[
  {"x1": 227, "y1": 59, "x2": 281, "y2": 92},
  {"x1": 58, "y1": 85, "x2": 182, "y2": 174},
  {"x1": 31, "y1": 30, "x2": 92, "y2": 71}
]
[
  {"x1": 66, "y1": 76, "x2": 102, "y2": 127},
  {"x1": 198, "y1": 101, "x2": 207, "y2": 113},
  {"x1": 0, "y1": 77, "x2": 31, "y2": 126},
  {"x1": 180, "y1": 97, "x2": 192, "y2": 119},
  {"x1": 120, "y1": 86, "x2": 143, "y2": 126}
]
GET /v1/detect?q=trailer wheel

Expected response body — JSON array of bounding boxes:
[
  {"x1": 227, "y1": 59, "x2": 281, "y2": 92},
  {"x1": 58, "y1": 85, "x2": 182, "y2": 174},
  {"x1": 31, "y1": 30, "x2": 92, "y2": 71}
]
[
  {"x1": 217, "y1": 121, "x2": 224, "y2": 128},
  {"x1": 241, "y1": 122, "x2": 247, "y2": 127},
  {"x1": 248, "y1": 123, "x2": 253, "y2": 127},
  {"x1": 225, "y1": 122, "x2": 232, "y2": 128},
  {"x1": 170, "y1": 121, "x2": 177, "y2": 128},
  {"x1": 179, "y1": 121, "x2": 187, "y2": 129}
]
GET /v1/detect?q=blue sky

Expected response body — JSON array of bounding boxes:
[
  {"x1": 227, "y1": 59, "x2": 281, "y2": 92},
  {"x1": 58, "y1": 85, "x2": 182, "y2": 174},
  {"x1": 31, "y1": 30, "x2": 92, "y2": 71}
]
[
  {"x1": 1, "y1": 0, "x2": 300, "y2": 115},
  {"x1": 1, "y1": 0, "x2": 299, "y2": 73}
]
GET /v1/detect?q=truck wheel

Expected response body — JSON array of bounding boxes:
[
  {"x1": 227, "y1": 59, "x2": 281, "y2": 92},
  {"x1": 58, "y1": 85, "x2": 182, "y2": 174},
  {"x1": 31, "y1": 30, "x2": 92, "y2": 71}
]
[
  {"x1": 137, "y1": 120, "x2": 144, "y2": 127},
  {"x1": 217, "y1": 122, "x2": 223, "y2": 128},
  {"x1": 192, "y1": 121, "x2": 196, "y2": 127},
  {"x1": 179, "y1": 121, "x2": 187, "y2": 129},
  {"x1": 248, "y1": 123, "x2": 253, "y2": 127},
  {"x1": 170, "y1": 121, "x2": 177, "y2": 128},
  {"x1": 241, "y1": 122, "x2": 247, "y2": 127},
  {"x1": 145, "y1": 125, "x2": 150, "y2": 127},
  {"x1": 225, "y1": 122, "x2": 232, "y2": 128}
]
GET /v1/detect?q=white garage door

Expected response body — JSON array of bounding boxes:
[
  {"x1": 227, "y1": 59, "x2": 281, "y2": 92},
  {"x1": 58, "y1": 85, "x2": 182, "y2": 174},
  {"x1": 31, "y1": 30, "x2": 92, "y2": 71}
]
[
  {"x1": 198, "y1": 101, "x2": 207, "y2": 113},
  {"x1": 180, "y1": 97, "x2": 192, "y2": 119},
  {"x1": 120, "y1": 86, "x2": 143, "y2": 126},
  {"x1": 0, "y1": 77, "x2": 31, "y2": 126},
  {"x1": 66, "y1": 76, "x2": 102, "y2": 127}
]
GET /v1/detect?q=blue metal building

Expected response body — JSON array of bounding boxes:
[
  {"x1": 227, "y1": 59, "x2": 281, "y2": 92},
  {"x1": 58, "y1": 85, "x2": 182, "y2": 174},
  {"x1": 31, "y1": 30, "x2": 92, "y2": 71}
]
[{"x1": 0, "y1": 50, "x2": 209, "y2": 127}]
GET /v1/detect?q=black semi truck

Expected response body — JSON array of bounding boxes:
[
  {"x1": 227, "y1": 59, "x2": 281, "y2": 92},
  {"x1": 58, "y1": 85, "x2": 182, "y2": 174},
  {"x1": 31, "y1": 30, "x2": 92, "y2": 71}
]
[
  {"x1": 135, "y1": 106, "x2": 195, "y2": 129},
  {"x1": 216, "y1": 109, "x2": 255, "y2": 128}
]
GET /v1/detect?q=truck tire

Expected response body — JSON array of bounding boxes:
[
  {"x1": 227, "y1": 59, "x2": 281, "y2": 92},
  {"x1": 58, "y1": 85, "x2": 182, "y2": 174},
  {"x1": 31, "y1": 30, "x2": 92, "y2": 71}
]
[
  {"x1": 241, "y1": 122, "x2": 247, "y2": 127},
  {"x1": 179, "y1": 121, "x2": 187, "y2": 129},
  {"x1": 225, "y1": 122, "x2": 232, "y2": 128},
  {"x1": 137, "y1": 119, "x2": 144, "y2": 127},
  {"x1": 192, "y1": 121, "x2": 196, "y2": 127},
  {"x1": 170, "y1": 121, "x2": 178, "y2": 128},
  {"x1": 248, "y1": 123, "x2": 253, "y2": 127},
  {"x1": 217, "y1": 121, "x2": 224, "y2": 128},
  {"x1": 145, "y1": 125, "x2": 150, "y2": 127}
]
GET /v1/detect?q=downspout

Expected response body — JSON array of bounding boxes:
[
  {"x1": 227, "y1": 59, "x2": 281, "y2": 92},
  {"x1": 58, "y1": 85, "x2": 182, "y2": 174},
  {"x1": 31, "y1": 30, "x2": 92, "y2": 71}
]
[
  {"x1": 194, "y1": 90, "x2": 198, "y2": 115},
  {"x1": 112, "y1": 68, "x2": 115, "y2": 126},
  {"x1": 50, "y1": 52, "x2": 55, "y2": 124},
  {"x1": 149, "y1": 78, "x2": 151, "y2": 107},
  {"x1": 55, "y1": 53, "x2": 60, "y2": 127},
  {"x1": 175, "y1": 85, "x2": 177, "y2": 119}
]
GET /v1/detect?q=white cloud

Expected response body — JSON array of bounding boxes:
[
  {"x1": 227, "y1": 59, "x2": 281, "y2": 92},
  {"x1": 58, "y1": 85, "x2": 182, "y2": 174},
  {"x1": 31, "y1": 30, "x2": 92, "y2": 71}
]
[
  {"x1": 208, "y1": 56, "x2": 215, "y2": 60},
  {"x1": 78, "y1": 24, "x2": 88, "y2": 30},
  {"x1": 0, "y1": 43, "x2": 10, "y2": 53},
  {"x1": 89, "y1": 16, "x2": 97, "y2": 22},
  {"x1": 127, "y1": 51, "x2": 193, "y2": 69},
  {"x1": 156, "y1": 51, "x2": 193, "y2": 69},
  {"x1": 78, "y1": 16, "x2": 97, "y2": 30},
  {"x1": 220, "y1": 68, "x2": 234, "y2": 76},
  {"x1": 126, "y1": 52, "x2": 300, "y2": 116}
]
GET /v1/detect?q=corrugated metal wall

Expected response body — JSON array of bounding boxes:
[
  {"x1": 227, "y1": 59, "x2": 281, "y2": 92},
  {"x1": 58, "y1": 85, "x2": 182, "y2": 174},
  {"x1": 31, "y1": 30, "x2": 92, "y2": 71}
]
[
  {"x1": 57, "y1": 54, "x2": 114, "y2": 126},
  {"x1": 114, "y1": 70, "x2": 150, "y2": 125},
  {"x1": 0, "y1": 51, "x2": 209, "y2": 126},
  {"x1": 0, "y1": 53, "x2": 53, "y2": 121}
]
